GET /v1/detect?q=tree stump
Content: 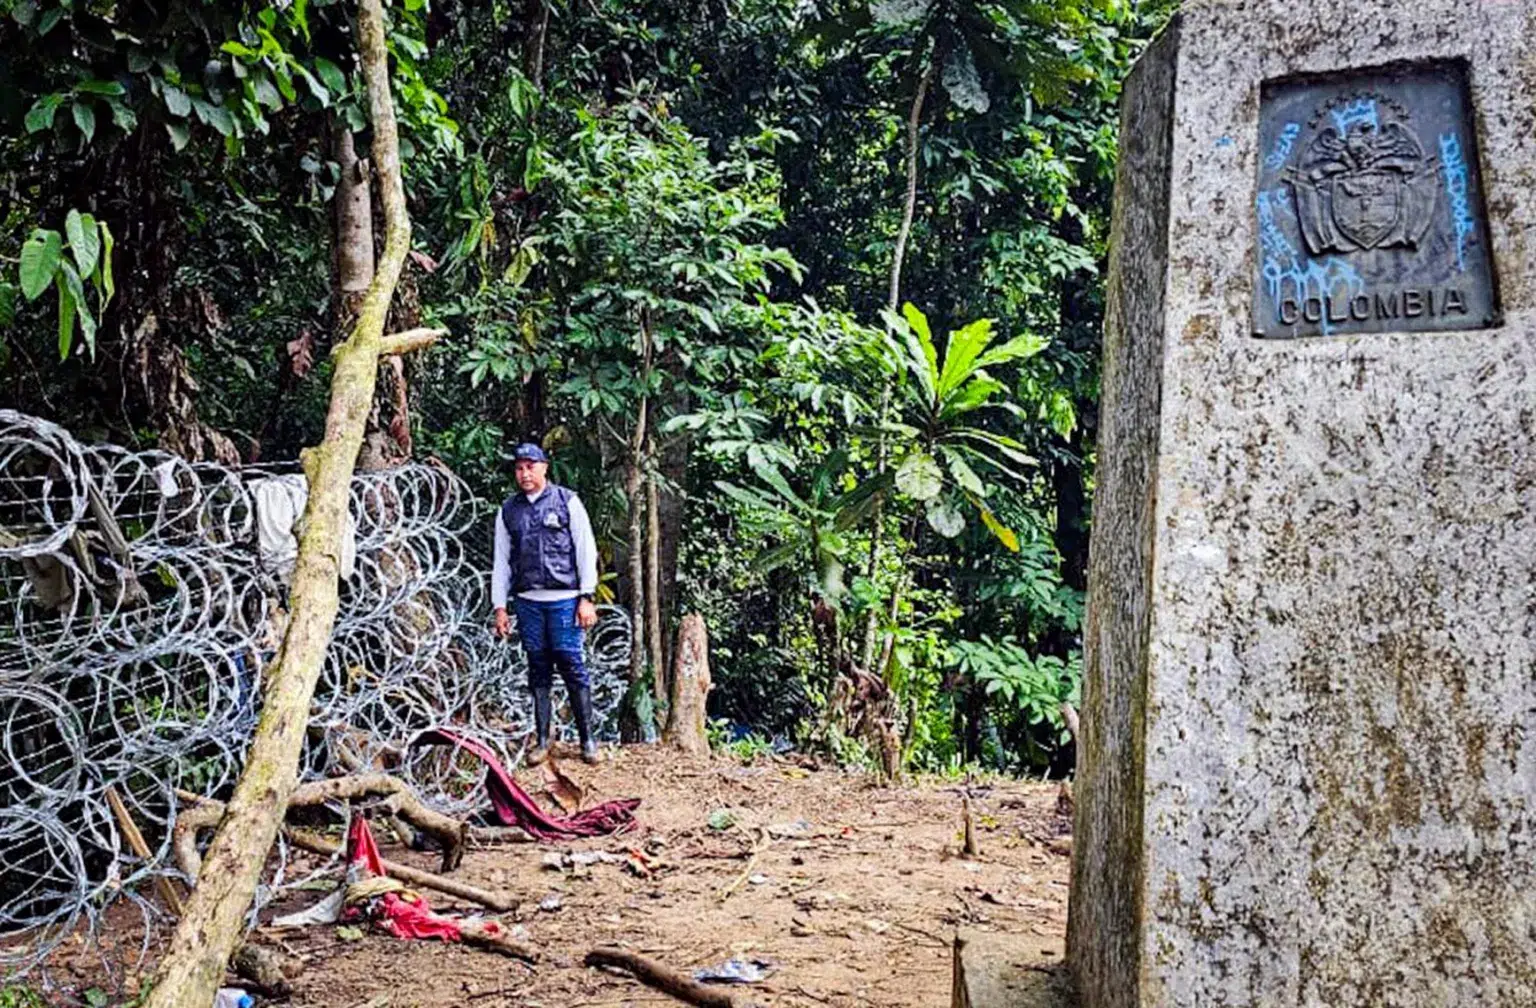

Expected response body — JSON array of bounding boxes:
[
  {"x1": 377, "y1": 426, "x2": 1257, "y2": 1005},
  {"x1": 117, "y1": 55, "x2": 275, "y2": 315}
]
[{"x1": 662, "y1": 613, "x2": 711, "y2": 755}]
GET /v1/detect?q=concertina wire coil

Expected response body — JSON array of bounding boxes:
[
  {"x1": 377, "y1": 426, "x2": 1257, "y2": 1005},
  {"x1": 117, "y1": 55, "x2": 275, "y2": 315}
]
[{"x1": 0, "y1": 410, "x2": 632, "y2": 977}]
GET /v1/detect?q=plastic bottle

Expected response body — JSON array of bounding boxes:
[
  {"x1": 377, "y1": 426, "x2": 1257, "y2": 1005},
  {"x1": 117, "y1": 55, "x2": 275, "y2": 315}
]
[{"x1": 213, "y1": 988, "x2": 253, "y2": 1008}]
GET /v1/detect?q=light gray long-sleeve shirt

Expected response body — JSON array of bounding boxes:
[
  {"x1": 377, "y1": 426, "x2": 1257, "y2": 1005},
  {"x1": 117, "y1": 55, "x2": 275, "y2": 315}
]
[{"x1": 491, "y1": 486, "x2": 599, "y2": 609}]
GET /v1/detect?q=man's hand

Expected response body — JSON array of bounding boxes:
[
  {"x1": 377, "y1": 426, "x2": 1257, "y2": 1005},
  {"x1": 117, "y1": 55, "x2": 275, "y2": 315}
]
[
  {"x1": 576, "y1": 598, "x2": 598, "y2": 630},
  {"x1": 493, "y1": 607, "x2": 511, "y2": 639}
]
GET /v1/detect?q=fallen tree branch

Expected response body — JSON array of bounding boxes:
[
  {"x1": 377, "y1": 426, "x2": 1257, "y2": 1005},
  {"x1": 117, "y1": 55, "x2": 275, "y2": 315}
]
[
  {"x1": 283, "y1": 828, "x2": 519, "y2": 913},
  {"x1": 172, "y1": 775, "x2": 468, "y2": 875},
  {"x1": 291, "y1": 773, "x2": 467, "y2": 870},
  {"x1": 459, "y1": 919, "x2": 540, "y2": 964},
  {"x1": 584, "y1": 946, "x2": 742, "y2": 1008},
  {"x1": 105, "y1": 786, "x2": 185, "y2": 916}
]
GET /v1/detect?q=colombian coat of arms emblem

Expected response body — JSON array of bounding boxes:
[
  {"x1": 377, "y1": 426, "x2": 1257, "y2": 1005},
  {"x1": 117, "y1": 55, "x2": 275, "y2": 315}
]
[{"x1": 1287, "y1": 93, "x2": 1438, "y2": 255}]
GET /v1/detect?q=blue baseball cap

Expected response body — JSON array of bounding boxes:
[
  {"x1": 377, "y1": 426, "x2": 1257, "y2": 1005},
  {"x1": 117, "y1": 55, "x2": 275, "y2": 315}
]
[{"x1": 513, "y1": 443, "x2": 549, "y2": 463}]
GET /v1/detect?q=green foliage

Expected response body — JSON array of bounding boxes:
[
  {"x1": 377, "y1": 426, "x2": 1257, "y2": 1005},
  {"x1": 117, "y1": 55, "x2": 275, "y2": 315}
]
[
  {"x1": 16, "y1": 211, "x2": 115, "y2": 359},
  {"x1": 953, "y1": 635, "x2": 1081, "y2": 744},
  {"x1": 0, "y1": 985, "x2": 46, "y2": 1008},
  {"x1": 707, "y1": 718, "x2": 777, "y2": 762},
  {"x1": 0, "y1": 0, "x2": 1176, "y2": 778}
]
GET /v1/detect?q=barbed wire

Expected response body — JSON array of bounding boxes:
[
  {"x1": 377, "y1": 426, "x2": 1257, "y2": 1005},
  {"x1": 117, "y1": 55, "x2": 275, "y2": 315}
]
[{"x1": 0, "y1": 411, "x2": 631, "y2": 979}]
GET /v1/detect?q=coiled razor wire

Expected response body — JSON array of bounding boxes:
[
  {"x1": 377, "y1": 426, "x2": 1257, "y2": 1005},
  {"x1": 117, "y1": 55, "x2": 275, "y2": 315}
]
[{"x1": 0, "y1": 411, "x2": 631, "y2": 978}]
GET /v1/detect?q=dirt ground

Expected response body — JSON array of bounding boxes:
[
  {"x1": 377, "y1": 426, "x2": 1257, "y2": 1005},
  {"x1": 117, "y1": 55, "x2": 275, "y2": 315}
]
[{"x1": 46, "y1": 745, "x2": 1076, "y2": 1007}]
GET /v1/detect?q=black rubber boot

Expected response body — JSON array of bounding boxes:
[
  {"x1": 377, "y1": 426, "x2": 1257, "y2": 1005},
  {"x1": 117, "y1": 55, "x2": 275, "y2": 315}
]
[
  {"x1": 571, "y1": 684, "x2": 600, "y2": 764},
  {"x1": 527, "y1": 686, "x2": 553, "y2": 765}
]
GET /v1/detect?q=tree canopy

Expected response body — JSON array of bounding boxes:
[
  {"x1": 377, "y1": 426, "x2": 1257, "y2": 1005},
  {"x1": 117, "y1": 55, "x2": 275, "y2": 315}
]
[{"x1": 1, "y1": 0, "x2": 1176, "y2": 774}]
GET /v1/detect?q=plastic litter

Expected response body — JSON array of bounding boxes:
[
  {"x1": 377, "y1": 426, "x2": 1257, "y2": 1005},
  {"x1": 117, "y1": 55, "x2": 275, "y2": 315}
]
[
  {"x1": 693, "y1": 957, "x2": 777, "y2": 984},
  {"x1": 214, "y1": 989, "x2": 252, "y2": 1008}
]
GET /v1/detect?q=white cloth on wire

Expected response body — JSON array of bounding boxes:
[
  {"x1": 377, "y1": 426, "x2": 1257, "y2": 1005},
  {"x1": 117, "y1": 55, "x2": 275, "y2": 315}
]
[{"x1": 248, "y1": 473, "x2": 356, "y2": 585}]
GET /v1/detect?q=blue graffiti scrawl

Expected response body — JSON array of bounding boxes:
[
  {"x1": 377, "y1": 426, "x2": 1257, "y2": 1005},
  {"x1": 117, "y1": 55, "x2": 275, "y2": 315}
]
[
  {"x1": 1439, "y1": 132, "x2": 1475, "y2": 272},
  {"x1": 1329, "y1": 98, "x2": 1379, "y2": 135},
  {"x1": 1257, "y1": 188, "x2": 1365, "y2": 335},
  {"x1": 1253, "y1": 62, "x2": 1495, "y2": 338},
  {"x1": 1265, "y1": 122, "x2": 1301, "y2": 170}
]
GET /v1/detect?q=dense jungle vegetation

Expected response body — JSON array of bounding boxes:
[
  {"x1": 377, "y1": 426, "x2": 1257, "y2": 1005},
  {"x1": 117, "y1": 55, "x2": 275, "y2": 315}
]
[{"x1": 1, "y1": 0, "x2": 1175, "y2": 775}]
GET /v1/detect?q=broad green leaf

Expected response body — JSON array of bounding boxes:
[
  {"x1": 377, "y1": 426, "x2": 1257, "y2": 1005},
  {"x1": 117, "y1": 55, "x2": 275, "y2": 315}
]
[
  {"x1": 165, "y1": 119, "x2": 191, "y2": 151},
  {"x1": 96, "y1": 220, "x2": 115, "y2": 309},
  {"x1": 941, "y1": 447, "x2": 987, "y2": 497},
  {"x1": 936, "y1": 318, "x2": 995, "y2": 398},
  {"x1": 313, "y1": 57, "x2": 347, "y2": 97},
  {"x1": 926, "y1": 499, "x2": 966, "y2": 538},
  {"x1": 24, "y1": 94, "x2": 64, "y2": 133},
  {"x1": 74, "y1": 80, "x2": 125, "y2": 96},
  {"x1": 898, "y1": 303, "x2": 937, "y2": 400},
  {"x1": 57, "y1": 280, "x2": 76, "y2": 359},
  {"x1": 297, "y1": 65, "x2": 330, "y2": 106},
  {"x1": 752, "y1": 461, "x2": 804, "y2": 510},
  {"x1": 36, "y1": 6, "x2": 60, "y2": 34},
  {"x1": 71, "y1": 101, "x2": 96, "y2": 143},
  {"x1": 192, "y1": 98, "x2": 235, "y2": 136},
  {"x1": 251, "y1": 73, "x2": 282, "y2": 110},
  {"x1": 714, "y1": 479, "x2": 778, "y2": 513},
  {"x1": 978, "y1": 503, "x2": 1020, "y2": 552},
  {"x1": 895, "y1": 451, "x2": 943, "y2": 501},
  {"x1": 19, "y1": 229, "x2": 62, "y2": 301},
  {"x1": 66, "y1": 210, "x2": 100, "y2": 277},
  {"x1": 957, "y1": 430, "x2": 1036, "y2": 470},
  {"x1": 751, "y1": 540, "x2": 803, "y2": 575},
  {"x1": 107, "y1": 98, "x2": 137, "y2": 132},
  {"x1": 973, "y1": 332, "x2": 1048, "y2": 371},
  {"x1": 76, "y1": 292, "x2": 97, "y2": 359},
  {"x1": 162, "y1": 84, "x2": 192, "y2": 118},
  {"x1": 939, "y1": 376, "x2": 1005, "y2": 420}
]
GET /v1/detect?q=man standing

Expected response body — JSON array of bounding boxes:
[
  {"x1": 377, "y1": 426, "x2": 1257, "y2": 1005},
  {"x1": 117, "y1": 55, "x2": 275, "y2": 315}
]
[{"x1": 492, "y1": 443, "x2": 602, "y2": 764}]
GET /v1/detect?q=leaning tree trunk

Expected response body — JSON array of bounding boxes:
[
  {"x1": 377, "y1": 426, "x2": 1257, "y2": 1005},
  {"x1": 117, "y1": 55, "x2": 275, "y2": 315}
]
[
  {"x1": 858, "y1": 55, "x2": 938, "y2": 674},
  {"x1": 144, "y1": 3, "x2": 441, "y2": 1004}
]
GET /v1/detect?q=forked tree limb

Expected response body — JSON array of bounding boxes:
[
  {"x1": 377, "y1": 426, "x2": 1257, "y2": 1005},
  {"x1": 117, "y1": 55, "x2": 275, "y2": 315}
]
[
  {"x1": 585, "y1": 946, "x2": 743, "y2": 1008},
  {"x1": 144, "y1": 2, "x2": 436, "y2": 1003},
  {"x1": 172, "y1": 775, "x2": 468, "y2": 874}
]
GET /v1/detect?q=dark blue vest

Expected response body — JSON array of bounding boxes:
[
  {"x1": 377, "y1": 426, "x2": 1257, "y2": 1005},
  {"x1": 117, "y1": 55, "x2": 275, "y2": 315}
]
[{"x1": 501, "y1": 485, "x2": 578, "y2": 593}]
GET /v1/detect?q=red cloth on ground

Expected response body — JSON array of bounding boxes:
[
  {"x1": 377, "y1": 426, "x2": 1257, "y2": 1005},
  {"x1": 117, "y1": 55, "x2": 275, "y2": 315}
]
[
  {"x1": 412, "y1": 727, "x2": 640, "y2": 840},
  {"x1": 343, "y1": 817, "x2": 511, "y2": 944},
  {"x1": 345, "y1": 812, "x2": 386, "y2": 877},
  {"x1": 374, "y1": 891, "x2": 465, "y2": 942}
]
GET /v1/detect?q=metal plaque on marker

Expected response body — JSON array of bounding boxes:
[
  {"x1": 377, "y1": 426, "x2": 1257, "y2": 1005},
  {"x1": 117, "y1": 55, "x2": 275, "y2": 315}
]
[{"x1": 1252, "y1": 60, "x2": 1498, "y2": 339}]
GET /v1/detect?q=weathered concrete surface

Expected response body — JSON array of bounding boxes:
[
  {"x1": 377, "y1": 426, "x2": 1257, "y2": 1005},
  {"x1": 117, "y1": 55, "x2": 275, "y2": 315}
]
[
  {"x1": 1070, "y1": 2, "x2": 1536, "y2": 1006},
  {"x1": 951, "y1": 932, "x2": 1074, "y2": 1008},
  {"x1": 1065, "y1": 20, "x2": 1178, "y2": 1008}
]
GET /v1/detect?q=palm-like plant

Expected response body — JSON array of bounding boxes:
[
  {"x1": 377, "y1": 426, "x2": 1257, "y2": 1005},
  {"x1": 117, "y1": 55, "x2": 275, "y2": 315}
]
[{"x1": 865, "y1": 303, "x2": 1047, "y2": 549}]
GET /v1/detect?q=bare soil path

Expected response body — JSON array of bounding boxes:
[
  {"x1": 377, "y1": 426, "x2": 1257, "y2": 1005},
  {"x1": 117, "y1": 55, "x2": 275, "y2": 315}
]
[{"x1": 267, "y1": 745, "x2": 1073, "y2": 1008}]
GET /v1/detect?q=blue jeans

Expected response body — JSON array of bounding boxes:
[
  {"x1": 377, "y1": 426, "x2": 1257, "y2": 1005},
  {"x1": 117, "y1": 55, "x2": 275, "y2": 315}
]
[{"x1": 513, "y1": 597, "x2": 589, "y2": 691}]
